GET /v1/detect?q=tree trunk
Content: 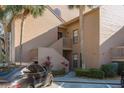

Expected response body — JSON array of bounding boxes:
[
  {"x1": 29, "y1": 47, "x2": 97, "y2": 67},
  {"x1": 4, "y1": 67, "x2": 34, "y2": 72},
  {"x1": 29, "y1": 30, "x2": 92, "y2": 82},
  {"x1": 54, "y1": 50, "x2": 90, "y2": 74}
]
[
  {"x1": 3, "y1": 23, "x2": 9, "y2": 65},
  {"x1": 10, "y1": 20, "x2": 15, "y2": 64},
  {"x1": 19, "y1": 17, "x2": 25, "y2": 65},
  {"x1": 79, "y1": 5, "x2": 85, "y2": 68}
]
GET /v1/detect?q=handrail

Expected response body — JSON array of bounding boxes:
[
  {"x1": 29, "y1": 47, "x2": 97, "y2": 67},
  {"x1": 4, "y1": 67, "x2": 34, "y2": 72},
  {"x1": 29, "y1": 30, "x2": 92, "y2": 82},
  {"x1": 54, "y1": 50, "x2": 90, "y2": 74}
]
[{"x1": 46, "y1": 5, "x2": 66, "y2": 23}]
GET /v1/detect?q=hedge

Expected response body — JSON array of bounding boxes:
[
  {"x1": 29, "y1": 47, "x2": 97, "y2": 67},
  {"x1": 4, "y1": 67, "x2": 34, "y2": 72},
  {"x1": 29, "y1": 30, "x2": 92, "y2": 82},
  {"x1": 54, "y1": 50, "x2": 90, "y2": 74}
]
[
  {"x1": 88, "y1": 68, "x2": 105, "y2": 79},
  {"x1": 101, "y1": 63, "x2": 118, "y2": 77},
  {"x1": 75, "y1": 68, "x2": 105, "y2": 79},
  {"x1": 75, "y1": 68, "x2": 89, "y2": 77},
  {"x1": 117, "y1": 63, "x2": 124, "y2": 75},
  {"x1": 52, "y1": 69, "x2": 65, "y2": 76}
]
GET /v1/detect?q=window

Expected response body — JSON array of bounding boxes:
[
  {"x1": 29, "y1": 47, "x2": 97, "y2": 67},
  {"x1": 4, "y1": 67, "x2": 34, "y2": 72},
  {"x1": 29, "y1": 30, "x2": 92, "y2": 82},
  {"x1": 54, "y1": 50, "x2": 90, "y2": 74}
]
[
  {"x1": 58, "y1": 32, "x2": 63, "y2": 39},
  {"x1": 73, "y1": 54, "x2": 78, "y2": 61},
  {"x1": 73, "y1": 54, "x2": 78, "y2": 68},
  {"x1": 73, "y1": 30, "x2": 78, "y2": 44}
]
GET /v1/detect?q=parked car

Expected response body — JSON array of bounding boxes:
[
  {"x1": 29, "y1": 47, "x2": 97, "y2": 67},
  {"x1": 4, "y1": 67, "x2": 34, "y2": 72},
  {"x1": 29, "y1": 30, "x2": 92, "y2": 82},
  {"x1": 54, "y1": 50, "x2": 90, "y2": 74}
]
[{"x1": 9, "y1": 64, "x2": 53, "y2": 88}]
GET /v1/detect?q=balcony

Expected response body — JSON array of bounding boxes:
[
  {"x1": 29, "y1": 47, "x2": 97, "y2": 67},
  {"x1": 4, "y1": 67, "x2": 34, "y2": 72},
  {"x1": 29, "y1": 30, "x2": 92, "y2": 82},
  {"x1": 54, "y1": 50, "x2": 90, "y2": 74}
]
[
  {"x1": 111, "y1": 46, "x2": 124, "y2": 62},
  {"x1": 63, "y1": 37, "x2": 72, "y2": 50}
]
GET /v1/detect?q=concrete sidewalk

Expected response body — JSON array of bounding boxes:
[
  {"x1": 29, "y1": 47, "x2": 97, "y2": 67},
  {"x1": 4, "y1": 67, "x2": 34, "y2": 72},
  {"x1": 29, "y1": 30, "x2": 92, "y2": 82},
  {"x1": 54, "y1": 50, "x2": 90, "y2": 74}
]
[
  {"x1": 53, "y1": 72, "x2": 121, "y2": 85},
  {"x1": 54, "y1": 77, "x2": 120, "y2": 85}
]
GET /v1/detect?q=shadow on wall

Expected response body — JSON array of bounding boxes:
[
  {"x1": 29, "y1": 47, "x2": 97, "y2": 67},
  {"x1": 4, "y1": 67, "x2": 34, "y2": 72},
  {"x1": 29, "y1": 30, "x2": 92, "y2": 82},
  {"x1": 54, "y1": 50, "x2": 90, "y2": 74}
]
[
  {"x1": 100, "y1": 26, "x2": 124, "y2": 65},
  {"x1": 15, "y1": 27, "x2": 58, "y2": 62}
]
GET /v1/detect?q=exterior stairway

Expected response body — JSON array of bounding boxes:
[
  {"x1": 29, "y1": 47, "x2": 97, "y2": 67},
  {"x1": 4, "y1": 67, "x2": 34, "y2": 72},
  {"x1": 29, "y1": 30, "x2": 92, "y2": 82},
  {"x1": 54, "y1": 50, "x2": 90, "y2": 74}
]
[
  {"x1": 38, "y1": 47, "x2": 69, "y2": 71},
  {"x1": 30, "y1": 37, "x2": 70, "y2": 71}
]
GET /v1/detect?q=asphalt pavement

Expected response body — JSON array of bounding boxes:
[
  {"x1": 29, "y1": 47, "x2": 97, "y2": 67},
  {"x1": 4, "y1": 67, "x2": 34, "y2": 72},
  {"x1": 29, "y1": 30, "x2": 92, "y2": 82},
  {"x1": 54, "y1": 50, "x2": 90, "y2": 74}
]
[
  {"x1": 0, "y1": 71, "x2": 122, "y2": 88},
  {"x1": 0, "y1": 81, "x2": 121, "y2": 88},
  {"x1": 47, "y1": 82, "x2": 121, "y2": 88}
]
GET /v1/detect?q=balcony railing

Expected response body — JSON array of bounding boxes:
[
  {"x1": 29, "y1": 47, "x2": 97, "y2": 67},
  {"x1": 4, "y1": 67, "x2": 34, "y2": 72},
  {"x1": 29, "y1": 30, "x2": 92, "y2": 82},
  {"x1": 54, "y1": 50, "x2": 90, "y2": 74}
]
[{"x1": 63, "y1": 37, "x2": 72, "y2": 50}]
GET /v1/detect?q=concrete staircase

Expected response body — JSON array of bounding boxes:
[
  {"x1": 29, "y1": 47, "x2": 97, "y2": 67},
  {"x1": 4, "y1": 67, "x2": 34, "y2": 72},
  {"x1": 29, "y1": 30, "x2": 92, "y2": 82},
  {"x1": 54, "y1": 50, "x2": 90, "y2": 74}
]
[{"x1": 38, "y1": 47, "x2": 69, "y2": 71}]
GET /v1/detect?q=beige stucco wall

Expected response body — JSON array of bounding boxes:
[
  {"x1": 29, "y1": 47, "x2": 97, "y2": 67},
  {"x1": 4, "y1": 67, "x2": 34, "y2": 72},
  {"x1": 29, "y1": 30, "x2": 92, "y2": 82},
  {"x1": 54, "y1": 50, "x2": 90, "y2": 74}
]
[
  {"x1": 83, "y1": 8, "x2": 100, "y2": 68},
  {"x1": 14, "y1": 7, "x2": 61, "y2": 62},
  {"x1": 29, "y1": 48, "x2": 38, "y2": 61},
  {"x1": 65, "y1": 21, "x2": 80, "y2": 67},
  {"x1": 100, "y1": 6, "x2": 124, "y2": 65},
  {"x1": 61, "y1": 8, "x2": 100, "y2": 68},
  {"x1": 14, "y1": 5, "x2": 79, "y2": 62},
  {"x1": 38, "y1": 47, "x2": 69, "y2": 71},
  {"x1": 15, "y1": 26, "x2": 58, "y2": 62},
  {"x1": 50, "y1": 38, "x2": 63, "y2": 55},
  {"x1": 51, "y1": 5, "x2": 79, "y2": 21}
]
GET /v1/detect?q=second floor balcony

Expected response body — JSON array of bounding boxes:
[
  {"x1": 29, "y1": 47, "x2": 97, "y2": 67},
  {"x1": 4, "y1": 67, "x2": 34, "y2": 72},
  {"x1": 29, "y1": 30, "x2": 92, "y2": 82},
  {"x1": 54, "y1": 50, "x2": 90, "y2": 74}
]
[{"x1": 63, "y1": 37, "x2": 72, "y2": 50}]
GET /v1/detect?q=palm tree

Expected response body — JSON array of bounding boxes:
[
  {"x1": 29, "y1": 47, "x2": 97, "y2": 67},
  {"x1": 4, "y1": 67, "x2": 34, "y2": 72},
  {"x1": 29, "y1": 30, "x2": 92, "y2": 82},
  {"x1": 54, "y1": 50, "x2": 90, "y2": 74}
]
[
  {"x1": 0, "y1": 5, "x2": 46, "y2": 65},
  {"x1": 18, "y1": 5, "x2": 45, "y2": 65},
  {"x1": 68, "y1": 5, "x2": 93, "y2": 68},
  {"x1": 0, "y1": 5, "x2": 23, "y2": 65}
]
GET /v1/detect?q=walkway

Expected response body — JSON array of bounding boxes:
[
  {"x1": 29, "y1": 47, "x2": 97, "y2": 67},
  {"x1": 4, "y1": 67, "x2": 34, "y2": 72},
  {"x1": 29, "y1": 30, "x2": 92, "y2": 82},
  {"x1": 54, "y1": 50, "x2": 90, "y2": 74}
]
[{"x1": 54, "y1": 71, "x2": 121, "y2": 85}]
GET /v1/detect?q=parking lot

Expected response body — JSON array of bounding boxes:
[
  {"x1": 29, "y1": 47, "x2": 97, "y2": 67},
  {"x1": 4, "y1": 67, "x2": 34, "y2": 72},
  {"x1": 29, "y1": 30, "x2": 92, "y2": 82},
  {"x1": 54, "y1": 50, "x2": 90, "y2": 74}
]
[
  {"x1": 0, "y1": 82, "x2": 121, "y2": 88},
  {"x1": 47, "y1": 82, "x2": 121, "y2": 88}
]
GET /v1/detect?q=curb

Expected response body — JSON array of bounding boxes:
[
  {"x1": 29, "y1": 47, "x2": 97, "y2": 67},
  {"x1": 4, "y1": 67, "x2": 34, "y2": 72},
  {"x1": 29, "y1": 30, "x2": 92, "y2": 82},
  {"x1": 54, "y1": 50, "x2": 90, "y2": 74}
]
[{"x1": 53, "y1": 80, "x2": 121, "y2": 85}]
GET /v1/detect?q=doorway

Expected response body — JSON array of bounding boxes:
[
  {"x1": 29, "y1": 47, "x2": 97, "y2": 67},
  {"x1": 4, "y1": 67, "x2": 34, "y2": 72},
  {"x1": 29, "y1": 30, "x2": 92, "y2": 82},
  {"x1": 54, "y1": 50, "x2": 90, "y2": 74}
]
[{"x1": 63, "y1": 50, "x2": 72, "y2": 70}]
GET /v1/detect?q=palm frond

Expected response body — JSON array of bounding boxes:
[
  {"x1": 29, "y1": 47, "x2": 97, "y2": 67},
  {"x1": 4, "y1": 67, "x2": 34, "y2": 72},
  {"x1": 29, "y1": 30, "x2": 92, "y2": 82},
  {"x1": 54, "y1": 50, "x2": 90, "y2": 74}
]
[
  {"x1": 68, "y1": 5, "x2": 80, "y2": 9},
  {"x1": 68, "y1": 5, "x2": 93, "y2": 9},
  {"x1": 23, "y1": 5, "x2": 46, "y2": 18}
]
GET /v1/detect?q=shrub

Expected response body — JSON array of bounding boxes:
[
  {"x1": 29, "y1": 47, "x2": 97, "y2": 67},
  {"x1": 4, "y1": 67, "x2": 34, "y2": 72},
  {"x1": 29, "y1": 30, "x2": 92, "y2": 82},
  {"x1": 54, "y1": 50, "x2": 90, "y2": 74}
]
[
  {"x1": 101, "y1": 63, "x2": 118, "y2": 77},
  {"x1": 52, "y1": 68, "x2": 65, "y2": 76},
  {"x1": 117, "y1": 63, "x2": 124, "y2": 75},
  {"x1": 75, "y1": 68, "x2": 105, "y2": 79},
  {"x1": 88, "y1": 68, "x2": 105, "y2": 79},
  {"x1": 75, "y1": 68, "x2": 89, "y2": 77}
]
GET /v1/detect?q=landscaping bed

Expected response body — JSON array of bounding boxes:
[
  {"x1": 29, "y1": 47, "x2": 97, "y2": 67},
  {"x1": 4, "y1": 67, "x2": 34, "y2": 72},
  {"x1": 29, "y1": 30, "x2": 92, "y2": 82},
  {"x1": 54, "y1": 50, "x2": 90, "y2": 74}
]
[
  {"x1": 75, "y1": 68, "x2": 105, "y2": 79},
  {"x1": 75, "y1": 63, "x2": 120, "y2": 79},
  {"x1": 52, "y1": 68, "x2": 66, "y2": 76}
]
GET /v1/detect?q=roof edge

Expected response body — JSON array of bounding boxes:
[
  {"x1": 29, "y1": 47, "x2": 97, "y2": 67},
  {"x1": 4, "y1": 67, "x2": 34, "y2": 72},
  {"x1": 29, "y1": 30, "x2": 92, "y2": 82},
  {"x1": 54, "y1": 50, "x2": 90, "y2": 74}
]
[{"x1": 59, "y1": 7, "x2": 100, "y2": 27}]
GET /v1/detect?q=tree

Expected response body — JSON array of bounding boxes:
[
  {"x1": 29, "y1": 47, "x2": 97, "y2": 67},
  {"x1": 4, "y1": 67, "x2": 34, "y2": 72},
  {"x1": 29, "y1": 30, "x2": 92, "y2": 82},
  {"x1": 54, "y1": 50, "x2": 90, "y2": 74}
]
[
  {"x1": 18, "y1": 5, "x2": 45, "y2": 65},
  {"x1": 0, "y1": 5, "x2": 46, "y2": 65},
  {"x1": 0, "y1": 5, "x2": 23, "y2": 65},
  {"x1": 68, "y1": 5, "x2": 93, "y2": 68}
]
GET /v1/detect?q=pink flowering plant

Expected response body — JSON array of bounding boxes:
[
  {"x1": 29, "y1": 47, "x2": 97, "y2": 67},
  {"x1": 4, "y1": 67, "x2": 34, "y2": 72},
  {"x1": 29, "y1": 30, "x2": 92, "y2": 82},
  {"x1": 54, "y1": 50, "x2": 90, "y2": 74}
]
[
  {"x1": 61, "y1": 61, "x2": 68, "y2": 71},
  {"x1": 43, "y1": 56, "x2": 53, "y2": 70}
]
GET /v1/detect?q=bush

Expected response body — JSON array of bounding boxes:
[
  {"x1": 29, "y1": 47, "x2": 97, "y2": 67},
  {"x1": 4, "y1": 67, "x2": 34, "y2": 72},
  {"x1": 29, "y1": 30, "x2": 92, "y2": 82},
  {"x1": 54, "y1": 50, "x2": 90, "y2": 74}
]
[
  {"x1": 101, "y1": 63, "x2": 118, "y2": 77},
  {"x1": 52, "y1": 68, "x2": 65, "y2": 76},
  {"x1": 75, "y1": 68, "x2": 105, "y2": 79},
  {"x1": 75, "y1": 68, "x2": 89, "y2": 77},
  {"x1": 117, "y1": 63, "x2": 124, "y2": 75},
  {"x1": 88, "y1": 68, "x2": 105, "y2": 79}
]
